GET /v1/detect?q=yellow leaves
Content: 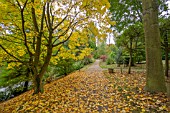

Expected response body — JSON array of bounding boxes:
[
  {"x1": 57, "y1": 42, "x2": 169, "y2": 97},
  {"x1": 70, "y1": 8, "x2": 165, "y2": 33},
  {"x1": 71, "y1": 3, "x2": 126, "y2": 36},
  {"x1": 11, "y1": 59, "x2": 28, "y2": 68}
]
[
  {"x1": 35, "y1": 9, "x2": 43, "y2": 15},
  {"x1": 109, "y1": 21, "x2": 116, "y2": 26},
  {"x1": 89, "y1": 22, "x2": 99, "y2": 36},
  {"x1": 141, "y1": 108, "x2": 146, "y2": 112},
  {"x1": 7, "y1": 62, "x2": 22, "y2": 69},
  {"x1": 17, "y1": 49, "x2": 26, "y2": 57},
  {"x1": 101, "y1": 33, "x2": 107, "y2": 39},
  {"x1": 159, "y1": 105, "x2": 167, "y2": 111},
  {"x1": 105, "y1": 1, "x2": 111, "y2": 9},
  {"x1": 0, "y1": 25, "x2": 2, "y2": 31},
  {"x1": 82, "y1": 0, "x2": 89, "y2": 7}
]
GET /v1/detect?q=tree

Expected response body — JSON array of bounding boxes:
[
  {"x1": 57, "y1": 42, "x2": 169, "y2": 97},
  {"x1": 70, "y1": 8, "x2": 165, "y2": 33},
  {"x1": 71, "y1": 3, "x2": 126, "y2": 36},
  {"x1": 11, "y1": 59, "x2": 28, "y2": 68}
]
[
  {"x1": 115, "y1": 23, "x2": 144, "y2": 73},
  {"x1": 109, "y1": 0, "x2": 142, "y2": 32},
  {"x1": 0, "y1": 0, "x2": 113, "y2": 94},
  {"x1": 109, "y1": 0, "x2": 168, "y2": 32},
  {"x1": 142, "y1": 0, "x2": 166, "y2": 92},
  {"x1": 160, "y1": 17, "x2": 170, "y2": 78}
]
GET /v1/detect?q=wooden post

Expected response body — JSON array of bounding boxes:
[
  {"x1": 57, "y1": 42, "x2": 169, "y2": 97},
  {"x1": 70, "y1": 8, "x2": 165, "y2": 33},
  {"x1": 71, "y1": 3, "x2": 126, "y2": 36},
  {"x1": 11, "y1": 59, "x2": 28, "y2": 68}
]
[{"x1": 108, "y1": 68, "x2": 114, "y2": 73}]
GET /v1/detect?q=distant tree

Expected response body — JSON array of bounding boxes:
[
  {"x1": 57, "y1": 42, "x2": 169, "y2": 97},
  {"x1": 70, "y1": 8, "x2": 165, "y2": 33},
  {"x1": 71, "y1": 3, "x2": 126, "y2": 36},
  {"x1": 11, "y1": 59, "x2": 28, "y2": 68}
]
[
  {"x1": 115, "y1": 23, "x2": 144, "y2": 74},
  {"x1": 160, "y1": 17, "x2": 170, "y2": 78}
]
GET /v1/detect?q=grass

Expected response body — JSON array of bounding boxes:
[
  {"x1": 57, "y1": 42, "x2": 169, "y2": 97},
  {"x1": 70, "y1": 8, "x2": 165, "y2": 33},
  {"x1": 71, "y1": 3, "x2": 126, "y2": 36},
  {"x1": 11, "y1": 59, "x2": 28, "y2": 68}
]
[
  {"x1": 99, "y1": 61, "x2": 146, "y2": 73},
  {"x1": 100, "y1": 60, "x2": 170, "y2": 73}
]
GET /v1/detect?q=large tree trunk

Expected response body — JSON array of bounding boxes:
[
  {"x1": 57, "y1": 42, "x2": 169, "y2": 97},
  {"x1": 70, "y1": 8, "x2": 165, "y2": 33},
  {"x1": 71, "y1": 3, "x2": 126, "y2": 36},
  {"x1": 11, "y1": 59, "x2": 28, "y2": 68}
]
[
  {"x1": 142, "y1": 0, "x2": 166, "y2": 92},
  {"x1": 33, "y1": 74, "x2": 44, "y2": 94}
]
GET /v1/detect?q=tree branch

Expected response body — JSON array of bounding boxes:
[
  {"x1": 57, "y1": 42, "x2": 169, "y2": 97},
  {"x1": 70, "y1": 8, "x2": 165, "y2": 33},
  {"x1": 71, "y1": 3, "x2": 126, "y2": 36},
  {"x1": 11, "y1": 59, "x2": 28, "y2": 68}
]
[
  {"x1": 20, "y1": 0, "x2": 33, "y2": 56},
  {"x1": 31, "y1": 0, "x2": 39, "y2": 32},
  {"x1": 0, "y1": 44, "x2": 24, "y2": 63}
]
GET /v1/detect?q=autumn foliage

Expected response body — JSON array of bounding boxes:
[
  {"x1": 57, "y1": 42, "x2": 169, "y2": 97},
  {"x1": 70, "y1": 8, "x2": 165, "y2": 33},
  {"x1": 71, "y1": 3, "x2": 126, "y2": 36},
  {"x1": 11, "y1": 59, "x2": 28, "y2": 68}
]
[{"x1": 0, "y1": 0, "x2": 115, "y2": 94}]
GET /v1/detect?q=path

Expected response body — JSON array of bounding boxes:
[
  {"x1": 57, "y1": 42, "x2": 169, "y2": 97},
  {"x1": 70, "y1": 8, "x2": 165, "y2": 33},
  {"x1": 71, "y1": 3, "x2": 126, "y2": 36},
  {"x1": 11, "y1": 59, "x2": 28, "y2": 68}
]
[
  {"x1": 78, "y1": 59, "x2": 113, "y2": 112},
  {"x1": 85, "y1": 59, "x2": 102, "y2": 72}
]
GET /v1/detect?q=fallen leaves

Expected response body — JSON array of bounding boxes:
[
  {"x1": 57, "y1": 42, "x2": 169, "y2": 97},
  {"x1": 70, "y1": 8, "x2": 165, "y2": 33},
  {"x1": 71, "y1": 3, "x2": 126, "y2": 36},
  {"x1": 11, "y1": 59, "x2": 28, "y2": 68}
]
[
  {"x1": 0, "y1": 68, "x2": 169, "y2": 112},
  {"x1": 104, "y1": 71, "x2": 170, "y2": 112}
]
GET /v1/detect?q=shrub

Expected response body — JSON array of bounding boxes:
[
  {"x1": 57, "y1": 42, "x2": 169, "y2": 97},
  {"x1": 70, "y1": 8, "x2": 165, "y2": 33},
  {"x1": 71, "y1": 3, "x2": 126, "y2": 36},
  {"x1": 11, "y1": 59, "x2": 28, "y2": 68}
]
[
  {"x1": 106, "y1": 57, "x2": 114, "y2": 65},
  {"x1": 73, "y1": 61, "x2": 84, "y2": 70},
  {"x1": 100, "y1": 55, "x2": 107, "y2": 62},
  {"x1": 83, "y1": 55, "x2": 94, "y2": 65},
  {"x1": 55, "y1": 58, "x2": 75, "y2": 76},
  {"x1": 93, "y1": 51, "x2": 100, "y2": 59}
]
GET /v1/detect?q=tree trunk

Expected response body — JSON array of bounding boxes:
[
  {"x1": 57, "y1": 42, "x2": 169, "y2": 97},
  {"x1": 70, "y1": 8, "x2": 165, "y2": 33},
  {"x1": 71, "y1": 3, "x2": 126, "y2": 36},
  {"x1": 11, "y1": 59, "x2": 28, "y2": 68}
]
[
  {"x1": 128, "y1": 38, "x2": 132, "y2": 74},
  {"x1": 23, "y1": 68, "x2": 30, "y2": 92},
  {"x1": 142, "y1": 0, "x2": 166, "y2": 92},
  {"x1": 33, "y1": 74, "x2": 44, "y2": 94},
  {"x1": 23, "y1": 81, "x2": 29, "y2": 92},
  {"x1": 33, "y1": 36, "x2": 53, "y2": 94},
  {"x1": 164, "y1": 32, "x2": 169, "y2": 78}
]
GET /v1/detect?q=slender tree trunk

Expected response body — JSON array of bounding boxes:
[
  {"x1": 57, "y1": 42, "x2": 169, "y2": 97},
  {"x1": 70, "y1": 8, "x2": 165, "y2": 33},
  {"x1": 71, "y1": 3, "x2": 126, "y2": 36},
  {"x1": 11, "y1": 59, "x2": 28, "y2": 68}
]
[
  {"x1": 128, "y1": 38, "x2": 132, "y2": 74},
  {"x1": 23, "y1": 81, "x2": 28, "y2": 92},
  {"x1": 23, "y1": 68, "x2": 30, "y2": 92},
  {"x1": 142, "y1": 0, "x2": 166, "y2": 92},
  {"x1": 164, "y1": 32, "x2": 169, "y2": 78}
]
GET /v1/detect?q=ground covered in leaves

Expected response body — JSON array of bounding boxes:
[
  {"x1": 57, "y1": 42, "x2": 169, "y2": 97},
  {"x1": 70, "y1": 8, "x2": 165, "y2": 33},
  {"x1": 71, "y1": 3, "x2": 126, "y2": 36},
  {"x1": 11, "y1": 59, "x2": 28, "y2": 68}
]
[{"x1": 0, "y1": 60, "x2": 170, "y2": 113}]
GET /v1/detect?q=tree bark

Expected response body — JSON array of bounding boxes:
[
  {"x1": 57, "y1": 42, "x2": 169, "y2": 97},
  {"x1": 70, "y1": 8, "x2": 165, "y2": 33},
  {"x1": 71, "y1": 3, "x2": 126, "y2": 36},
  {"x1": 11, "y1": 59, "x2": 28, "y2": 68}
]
[
  {"x1": 142, "y1": 0, "x2": 166, "y2": 92},
  {"x1": 23, "y1": 81, "x2": 29, "y2": 92},
  {"x1": 33, "y1": 42, "x2": 53, "y2": 94},
  {"x1": 128, "y1": 38, "x2": 132, "y2": 74},
  {"x1": 164, "y1": 32, "x2": 169, "y2": 78},
  {"x1": 33, "y1": 74, "x2": 44, "y2": 94},
  {"x1": 23, "y1": 68, "x2": 30, "y2": 92}
]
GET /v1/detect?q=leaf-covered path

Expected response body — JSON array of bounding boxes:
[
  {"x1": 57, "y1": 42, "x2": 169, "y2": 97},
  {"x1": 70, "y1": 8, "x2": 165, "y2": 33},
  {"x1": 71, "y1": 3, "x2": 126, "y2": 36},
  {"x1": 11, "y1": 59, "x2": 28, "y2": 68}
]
[{"x1": 0, "y1": 60, "x2": 170, "y2": 112}]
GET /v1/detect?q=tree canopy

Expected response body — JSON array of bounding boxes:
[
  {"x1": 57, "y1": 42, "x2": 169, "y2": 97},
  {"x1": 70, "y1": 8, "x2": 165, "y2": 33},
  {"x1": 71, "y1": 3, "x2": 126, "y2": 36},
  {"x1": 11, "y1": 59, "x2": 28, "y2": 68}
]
[{"x1": 0, "y1": 0, "x2": 115, "y2": 94}]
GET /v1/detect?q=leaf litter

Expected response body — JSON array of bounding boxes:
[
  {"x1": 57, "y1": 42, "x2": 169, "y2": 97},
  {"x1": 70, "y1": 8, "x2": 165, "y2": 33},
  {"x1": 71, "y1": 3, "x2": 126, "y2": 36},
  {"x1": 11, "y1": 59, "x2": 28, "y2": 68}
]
[{"x1": 0, "y1": 69, "x2": 169, "y2": 113}]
